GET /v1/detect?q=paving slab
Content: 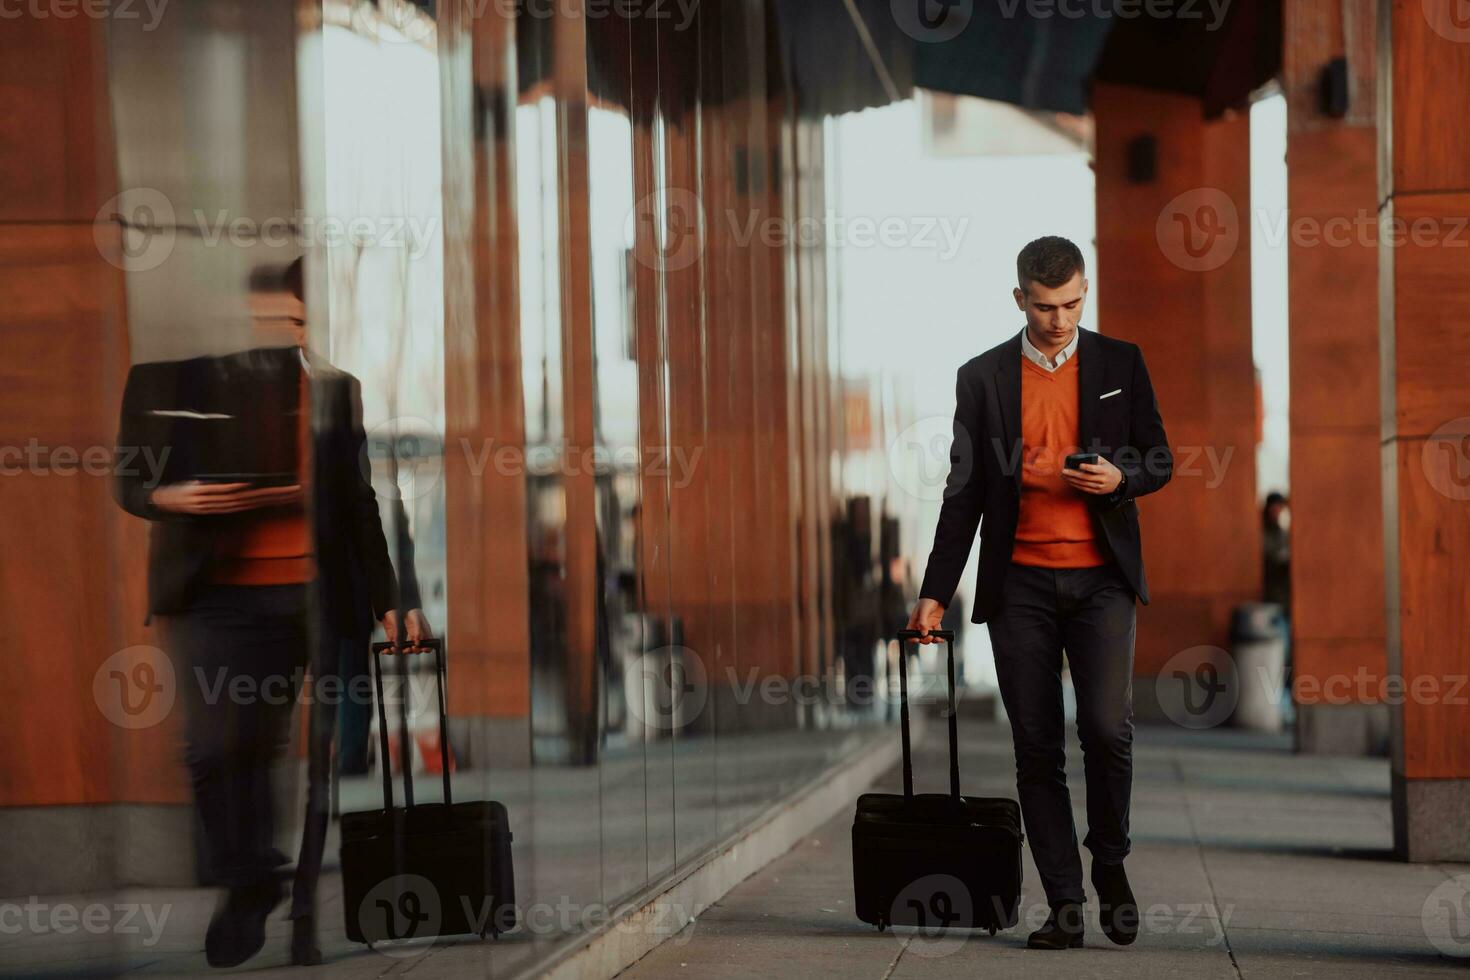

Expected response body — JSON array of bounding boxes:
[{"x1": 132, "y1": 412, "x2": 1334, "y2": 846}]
[
  {"x1": 619, "y1": 719, "x2": 1470, "y2": 980},
  {"x1": 4, "y1": 719, "x2": 1467, "y2": 979}
]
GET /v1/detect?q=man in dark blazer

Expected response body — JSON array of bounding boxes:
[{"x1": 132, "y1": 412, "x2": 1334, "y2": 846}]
[
  {"x1": 113, "y1": 260, "x2": 428, "y2": 968},
  {"x1": 908, "y1": 237, "x2": 1171, "y2": 950}
]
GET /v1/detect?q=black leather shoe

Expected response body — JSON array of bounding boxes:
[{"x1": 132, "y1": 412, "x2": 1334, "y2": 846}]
[
  {"x1": 1092, "y1": 860, "x2": 1139, "y2": 946},
  {"x1": 205, "y1": 878, "x2": 284, "y2": 968},
  {"x1": 1027, "y1": 901, "x2": 1085, "y2": 949}
]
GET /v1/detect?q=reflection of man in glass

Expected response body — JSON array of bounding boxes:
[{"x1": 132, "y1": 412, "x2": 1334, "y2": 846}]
[{"x1": 113, "y1": 258, "x2": 429, "y2": 968}]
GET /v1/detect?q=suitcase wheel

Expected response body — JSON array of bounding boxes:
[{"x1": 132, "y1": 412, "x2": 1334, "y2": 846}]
[
  {"x1": 876, "y1": 920, "x2": 886, "y2": 933},
  {"x1": 988, "y1": 924, "x2": 997, "y2": 936}
]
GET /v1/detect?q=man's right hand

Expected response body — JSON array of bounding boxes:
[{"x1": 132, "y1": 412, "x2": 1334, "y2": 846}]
[
  {"x1": 906, "y1": 598, "x2": 946, "y2": 644},
  {"x1": 149, "y1": 481, "x2": 303, "y2": 515}
]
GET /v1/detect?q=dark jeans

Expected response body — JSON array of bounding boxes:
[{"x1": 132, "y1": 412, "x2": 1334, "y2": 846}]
[
  {"x1": 163, "y1": 584, "x2": 310, "y2": 890},
  {"x1": 336, "y1": 639, "x2": 373, "y2": 774},
  {"x1": 291, "y1": 633, "x2": 368, "y2": 922},
  {"x1": 986, "y1": 561, "x2": 1136, "y2": 906}
]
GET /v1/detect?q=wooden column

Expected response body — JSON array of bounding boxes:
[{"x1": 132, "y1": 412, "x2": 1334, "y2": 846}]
[
  {"x1": 697, "y1": 8, "x2": 802, "y2": 730},
  {"x1": 550, "y1": 0, "x2": 600, "y2": 763},
  {"x1": 761, "y1": 97, "x2": 802, "y2": 701},
  {"x1": 1379, "y1": 0, "x2": 1470, "y2": 861},
  {"x1": 0, "y1": 15, "x2": 189, "y2": 897},
  {"x1": 1283, "y1": 0, "x2": 1388, "y2": 754},
  {"x1": 438, "y1": 1, "x2": 533, "y2": 756},
  {"x1": 1093, "y1": 82, "x2": 1260, "y2": 706},
  {"x1": 629, "y1": 10, "x2": 675, "y2": 710},
  {"x1": 785, "y1": 114, "x2": 828, "y2": 692},
  {"x1": 662, "y1": 55, "x2": 717, "y2": 730}
]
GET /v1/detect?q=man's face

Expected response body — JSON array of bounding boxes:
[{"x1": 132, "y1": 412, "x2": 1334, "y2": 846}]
[
  {"x1": 1013, "y1": 270, "x2": 1088, "y2": 348},
  {"x1": 249, "y1": 289, "x2": 307, "y2": 348}
]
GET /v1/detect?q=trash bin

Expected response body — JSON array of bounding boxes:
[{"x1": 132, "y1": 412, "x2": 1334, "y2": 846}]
[{"x1": 1230, "y1": 602, "x2": 1289, "y2": 732}]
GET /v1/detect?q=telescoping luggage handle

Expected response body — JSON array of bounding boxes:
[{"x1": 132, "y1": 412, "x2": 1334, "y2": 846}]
[
  {"x1": 369, "y1": 637, "x2": 453, "y2": 810},
  {"x1": 894, "y1": 629, "x2": 961, "y2": 805}
]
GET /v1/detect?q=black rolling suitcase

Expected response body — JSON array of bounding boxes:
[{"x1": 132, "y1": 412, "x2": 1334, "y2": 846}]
[
  {"x1": 340, "y1": 638, "x2": 516, "y2": 946},
  {"x1": 852, "y1": 628, "x2": 1023, "y2": 934}
]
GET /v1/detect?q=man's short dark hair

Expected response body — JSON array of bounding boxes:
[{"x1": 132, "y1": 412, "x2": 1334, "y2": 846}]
[
  {"x1": 1017, "y1": 236, "x2": 1085, "y2": 291},
  {"x1": 248, "y1": 258, "x2": 305, "y2": 302}
]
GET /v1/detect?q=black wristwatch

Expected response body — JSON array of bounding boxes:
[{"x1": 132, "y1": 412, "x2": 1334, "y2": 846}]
[{"x1": 1110, "y1": 472, "x2": 1129, "y2": 504}]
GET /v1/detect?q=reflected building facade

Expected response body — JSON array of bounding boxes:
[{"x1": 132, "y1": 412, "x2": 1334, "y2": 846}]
[{"x1": 0, "y1": 0, "x2": 916, "y2": 974}]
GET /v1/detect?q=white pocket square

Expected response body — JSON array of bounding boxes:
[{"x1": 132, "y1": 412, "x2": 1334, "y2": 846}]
[
  {"x1": 149, "y1": 409, "x2": 234, "y2": 420},
  {"x1": 1099, "y1": 388, "x2": 1123, "y2": 400}
]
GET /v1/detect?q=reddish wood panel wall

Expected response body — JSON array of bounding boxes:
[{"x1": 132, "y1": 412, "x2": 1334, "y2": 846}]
[
  {"x1": 1284, "y1": 0, "x2": 1387, "y2": 705},
  {"x1": 0, "y1": 18, "x2": 184, "y2": 806},
  {"x1": 1382, "y1": 1, "x2": 1470, "y2": 779},
  {"x1": 1093, "y1": 82, "x2": 1261, "y2": 677}
]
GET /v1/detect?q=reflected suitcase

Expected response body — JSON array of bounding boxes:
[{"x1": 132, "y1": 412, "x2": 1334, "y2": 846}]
[
  {"x1": 851, "y1": 629, "x2": 1022, "y2": 934},
  {"x1": 340, "y1": 638, "x2": 516, "y2": 945}
]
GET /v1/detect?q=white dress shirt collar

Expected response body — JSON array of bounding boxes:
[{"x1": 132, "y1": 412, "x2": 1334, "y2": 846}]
[{"x1": 1020, "y1": 327, "x2": 1080, "y2": 372}]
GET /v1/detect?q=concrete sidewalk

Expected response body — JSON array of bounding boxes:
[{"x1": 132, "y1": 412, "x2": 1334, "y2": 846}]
[{"x1": 620, "y1": 717, "x2": 1470, "y2": 979}]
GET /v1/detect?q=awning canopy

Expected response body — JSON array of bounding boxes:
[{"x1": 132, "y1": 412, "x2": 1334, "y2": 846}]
[
  {"x1": 770, "y1": 0, "x2": 1281, "y2": 119},
  {"x1": 504, "y1": 0, "x2": 1281, "y2": 120}
]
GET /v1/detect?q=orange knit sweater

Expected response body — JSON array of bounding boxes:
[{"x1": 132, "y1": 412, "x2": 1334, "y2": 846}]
[
  {"x1": 211, "y1": 362, "x2": 314, "y2": 585},
  {"x1": 1012, "y1": 354, "x2": 1108, "y2": 569}
]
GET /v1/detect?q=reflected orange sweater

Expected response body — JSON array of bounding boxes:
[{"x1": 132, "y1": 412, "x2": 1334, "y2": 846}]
[
  {"x1": 211, "y1": 362, "x2": 315, "y2": 585},
  {"x1": 1012, "y1": 355, "x2": 1108, "y2": 569}
]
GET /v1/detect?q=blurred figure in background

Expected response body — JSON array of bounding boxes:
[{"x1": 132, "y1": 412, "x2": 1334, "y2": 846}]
[
  {"x1": 881, "y1": 554, "x2": 915, "y2": 644},
  {"x1": 834, "y1": 498, "x2": 882, "y2": 709},
  {"x1": 336, "y1": 493, "x2": 426, "y2": 776},
  {"x1": 939, "y1": 591, "x2": 967, "y2": 687},
  {"x1": 113, "y1": 258, "x2": 429, "y2": 969},
  {"x1": 1262, "y1": 491, "x2": 1291, "y2": 610},
  {"x1": 1260, "y1": 490, "x2": 1293, "y2": 707}
]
